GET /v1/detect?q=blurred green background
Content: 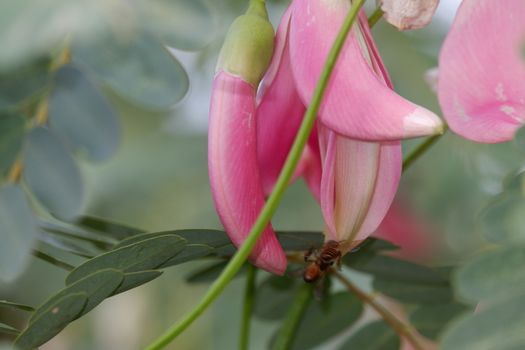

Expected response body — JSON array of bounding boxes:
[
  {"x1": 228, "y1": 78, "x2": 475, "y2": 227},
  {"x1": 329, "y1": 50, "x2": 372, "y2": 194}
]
[{"x1": 2, "y1": 0, "x2": 524, "y2": 349}]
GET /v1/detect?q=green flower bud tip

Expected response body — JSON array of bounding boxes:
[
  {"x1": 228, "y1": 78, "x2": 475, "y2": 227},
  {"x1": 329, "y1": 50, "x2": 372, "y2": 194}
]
[{"x1": 216, "y1": 0, "x2": 274, "y2": 87}]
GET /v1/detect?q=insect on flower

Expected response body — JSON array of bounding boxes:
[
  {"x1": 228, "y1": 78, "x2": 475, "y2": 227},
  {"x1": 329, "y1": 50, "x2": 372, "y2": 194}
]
[{"x1": 303, "y1": 240, "x2": 342, "y2": 283}]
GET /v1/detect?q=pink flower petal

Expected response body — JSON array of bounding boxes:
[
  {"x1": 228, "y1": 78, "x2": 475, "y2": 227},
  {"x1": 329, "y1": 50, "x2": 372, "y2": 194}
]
[
  {"x1": 300, "y1": 126, "x2": 322, "y2": 203},
  {"x1": 319, "y1": 126, "x2": 337, "y2": 239},
  {"x1": 289, "y1": 0, "x2": 442, "y2": 141},
  {"x1": 257, "y1": 6, "x2": 306, "y2": 196},
  {"x1": 380, "y1": 0, "x2": 439, "y2": 30},
  {"x1": 331, "y1": 138, "x2": 401, "y2": 244},
  {"x1": 208, "y1": 71, "x2": 287, "y2": 274},
  {"x1": 438, "y1": 0, "x2": 525, "y2": 143}
]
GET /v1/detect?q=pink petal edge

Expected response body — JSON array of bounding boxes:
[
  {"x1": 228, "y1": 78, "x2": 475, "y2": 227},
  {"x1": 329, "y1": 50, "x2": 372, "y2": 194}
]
[
  {"x1": 209, "y1": 71, "x2": 287, "y2": 274},
  {"x1": 438, "y1": 0, "x2": 525, "y2": 143},
  {"x1": 289, "y1": 0, "x2": 443, "y2": 141}
]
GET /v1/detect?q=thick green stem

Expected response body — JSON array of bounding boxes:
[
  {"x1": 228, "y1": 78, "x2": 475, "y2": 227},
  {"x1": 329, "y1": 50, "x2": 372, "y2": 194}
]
[
  {"x1": 240, "y1": 265, "x2": 257, "y2": 350},
  {"x1": 402, "y1": 124, "x2": 449, "y2": 172},
  {"x1": 144, "y1": 1, "x2": 366, "y2": 349},
  {"x1": 368, "y1": 6, "x2": 384, "y2": 27},
  {"x1": 271, "y1": 284, "x2": 313, "y2": 350}
]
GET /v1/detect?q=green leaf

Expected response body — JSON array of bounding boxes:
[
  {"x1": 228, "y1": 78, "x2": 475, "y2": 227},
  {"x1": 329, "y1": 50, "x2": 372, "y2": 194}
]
[
  {"x1": 276, "y1": 231, "x2": 324, "y2": 251},
  {"x1": 0, "y1": 57, "x2": 51, "y2": 109},
  {"x1": 441, "y1": 292, "x2": 525, "y2": 350},
  {"x1": 23, "y1": 127, "x2": 84, "y2": 220},
  {"x1": 113, "y1": 230, "x2": 228, "y2": 250},
  {"x1": 0, "y1": 184, "x2": 38, "y2": 282},
  {"x1": 73, "y1": 31, "x2": 189, "y2": 110},
  {"x1": 113, "y1": 270, "x2": 163, "y2": 295},
  {"x1": 15, "y1": 292, "x2": 88, "y2": 350},
  {"x1": 0, "y1": 322, "x2": 19, "y2": 336},
  {"x1": 343, "y1": 238, "x2": 399, "y2": 267},
  {"x1": 455, "y1": 245, "x2": 525, "y2": 303},
  {"x1": 0, "y1": 300, "x2": 34, "y2": 312},
  {"x1": 254, "y1": 275, "x2": 300, "y2": 321},
  {"x1": 142, "y1": 0, "x2": 214, "y2": 51},
  {"x1": 38, "y1": 234, "x2": 95, "y2": 258},
  {"x1": 289, "y1": 292, "x2": 363, "y2": 350},
  {"x1": 410, "y1": 303, "x2": 470, "y2": 340},
  {"x1": 373, "y1": 278, "x2": 454, "y2": 304},
  {"x1": 479, "y1": 193, "x2": 525, "y2": 244},
  {"x1": 76, "y1": 215, "x2": 144, "y2": 240},
  {"x1": 338, "y1": 321, "x2": 400, "y2": 350},
  {"x1": 159, "y1": 244, "x2": 214, "y2": 268},
  {"x1": 66, "y1": 235, "x2": 186, "y2": 285},
  {"x1": 49, "y1": 65, "x2": 119, "y2": 162},
  {"x1": 348, "y1": 255, "x2": 447, "y2": 285},
  {"x1": 41, "y1": 224, "x2": 116, "y2": 250},
  {"x1": 30, "y1": 269, "x2": 124, "y2": 322},
  {"x1": 0, "y1": 112, "x2": 25, "y2": 177},
  {"x1": 186, "y1": 261, "x2": 248, "y2": 284}
]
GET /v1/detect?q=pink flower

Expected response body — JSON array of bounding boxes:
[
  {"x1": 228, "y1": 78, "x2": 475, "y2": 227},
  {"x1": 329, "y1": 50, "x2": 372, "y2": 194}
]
[
  {"x1": 208, "y1": 1, "x2": 287, "y2": 274},
  {"x1": 437, "y1": 0, "x2": 525, "y2": 143},
  {"x1": 257, "y1": 0, "x2": 442, "y2": 254}
]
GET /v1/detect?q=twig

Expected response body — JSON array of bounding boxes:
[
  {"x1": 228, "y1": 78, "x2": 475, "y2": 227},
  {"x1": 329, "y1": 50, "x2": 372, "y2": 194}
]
[
  {"x1": 402, "y1": 124, "x2": 449, "y2": 172},
  {"x1": 331, "y1": 269, "x2": 425, "y2": 350},
  {"x1": 32, "y1": 250, "x2": 75, "y2": 271},
  {"x1": 271, "y1": 283, "x2": 313, "y2": 350},
  {"x1": 368, "y1": 6, "x2": 384, "y2": 27},
  {"x1": 240, "y1": 265, "x2": 257, "y2": 350}
]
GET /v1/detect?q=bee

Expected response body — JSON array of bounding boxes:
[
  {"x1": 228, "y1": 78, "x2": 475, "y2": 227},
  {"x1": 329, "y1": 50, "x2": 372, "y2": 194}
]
[{"x1": 303, "y1": 240, "x2": 342, "y2": 283}]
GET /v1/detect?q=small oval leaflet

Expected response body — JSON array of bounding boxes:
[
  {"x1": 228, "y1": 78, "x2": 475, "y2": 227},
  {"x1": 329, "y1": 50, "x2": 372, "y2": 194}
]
[
  {"x1": 23, "y1": 127, "x2": 85, "y2": 220},
  {"x1": 49, "y1": 64, "x2": 119, "y2": 162},
  {"x1": 65, "y1": 235, "x2": 186, "y2": 285},
  {"x1": 15, "y1": 292, "x2": 88, "y2": 350},
  {"x1": 0, "y1": 184, "x2": 38, "y2": 283}
]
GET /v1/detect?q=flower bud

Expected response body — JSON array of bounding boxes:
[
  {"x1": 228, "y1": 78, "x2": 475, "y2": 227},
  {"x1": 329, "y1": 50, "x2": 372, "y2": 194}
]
[{"x1": 216, "y1": 0, "x2": 274, "y2": 87}]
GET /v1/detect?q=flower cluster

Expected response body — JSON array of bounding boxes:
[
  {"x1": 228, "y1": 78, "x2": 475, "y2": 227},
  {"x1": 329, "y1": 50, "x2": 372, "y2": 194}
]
[{"x1": 208, "y1": 0, "x2": 445, "y2": 274}]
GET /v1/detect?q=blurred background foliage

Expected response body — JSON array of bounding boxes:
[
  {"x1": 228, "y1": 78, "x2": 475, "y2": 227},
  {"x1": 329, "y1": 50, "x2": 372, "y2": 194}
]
[{"x1": 1, "y1": 0, "x2": 525, "y2": 349}]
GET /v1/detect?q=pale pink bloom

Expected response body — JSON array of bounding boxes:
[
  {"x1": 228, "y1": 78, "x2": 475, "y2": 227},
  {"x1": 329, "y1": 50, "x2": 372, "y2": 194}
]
[
  {"x1": 380, "y1": 0, "x2": 439, "y2": 30},
  {"x1": 257, "y1": 0, "x2": 442, "y2": 253},
  {"x1": 438, "y1": 0, "x2": 525, "y2": 143}
]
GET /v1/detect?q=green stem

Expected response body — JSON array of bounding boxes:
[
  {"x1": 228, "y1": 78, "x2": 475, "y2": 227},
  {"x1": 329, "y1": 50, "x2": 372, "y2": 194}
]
[
  {"x1": 32, "y1": 250, "x2": 75, "y2": 271},
  {"x1": 402, "y1": 124, "x2": 449, "y2": 172},
  {"x1": 240, "y1": 265, "x2": 257, "y2": 350},
  {"x1": 367, "y1": 6, "x2": 384, "y2": 27},
  {"x1": 144, "y1": 1, "x2": 366, "y2": 349},
  {"x1": 271, "y1": 284, "x2": 313, "y2": 350}
]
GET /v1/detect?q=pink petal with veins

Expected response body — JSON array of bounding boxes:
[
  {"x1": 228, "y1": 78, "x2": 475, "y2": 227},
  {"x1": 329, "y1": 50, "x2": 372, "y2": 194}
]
[
  {"x1": 333, "y1": 138, "x2": 401, "y2": 243},
  {"x1": 289, "y1": 0, "x2": 442, "y2": 141},
  {"x1": 208, "y1": 71, "x2": 287, "y2": 274},
  {"x1": 257, "y1": 6, "x2": 306, "y2": 196},
  {"x1": 438, "y1": 0, "x2": 525, "y2": 143}
]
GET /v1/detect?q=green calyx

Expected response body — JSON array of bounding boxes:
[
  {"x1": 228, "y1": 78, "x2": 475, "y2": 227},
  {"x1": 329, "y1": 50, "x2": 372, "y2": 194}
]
[{"x1": 216, "y1": 0, "x2": 274, "y2": 87}]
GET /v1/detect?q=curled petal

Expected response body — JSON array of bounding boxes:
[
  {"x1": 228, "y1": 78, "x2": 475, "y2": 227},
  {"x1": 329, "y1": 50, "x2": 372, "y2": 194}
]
[
  {"x1": 334, "y1": 139, "x2": 401, "y2": 243},
  {"x1": 257, "y1": 6, "x2": 305, "y2": 196},
  {"x1": 320, "y1": 130, "x2": 401, "y2": 250},
  {"x1": 208, "y1": 71, "x2": 287, "y2": 274},
  {"x1": 438, "y1": 0, "x2": 525, "y2": 143},
  {"x1": 319, "y1": 127, "x2": 337, "y2": 238},
  {"x1": 300, "y1": 126, "x2": 322, "y2": 203},
  {"x1": 380, "y1": 0, "x2": 439, "y2": 30},
  {"x1": 289, "y1": 0, "x2": 442, "y2": 141}
]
